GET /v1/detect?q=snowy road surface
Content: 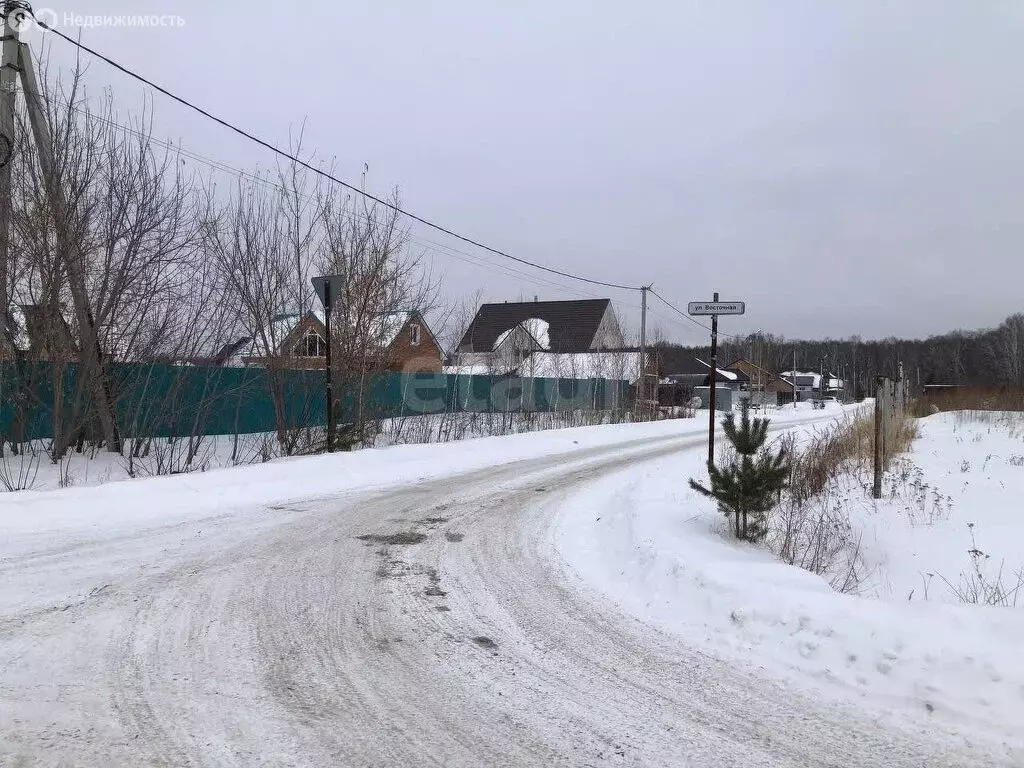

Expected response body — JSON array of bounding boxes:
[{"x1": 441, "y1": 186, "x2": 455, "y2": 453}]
[{"x1": 0, "y1": 414, "x2": 1010, "y2": 766}]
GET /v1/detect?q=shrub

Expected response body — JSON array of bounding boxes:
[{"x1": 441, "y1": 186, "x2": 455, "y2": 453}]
[{"x1": 690, "y1": 401, "x2": 790, "y2": 542}]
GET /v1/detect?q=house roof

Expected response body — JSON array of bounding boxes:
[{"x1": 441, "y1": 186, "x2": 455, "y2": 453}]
[
  {"x1": 458, "y1": 299, "x2": 610, "y2": 353},
  {"x1": 373, "y1": 311, "x2": 420, "y2": 347},
  {"x1": 780, "y1": 371, "x2": 844, "y2": 389},
  {"x1": 207, "y1": 337, "x2": 253, "y2": 366},
  {"x1": 695, "y1": 358, "x2": 751, "y2": 384},
  {"x1": 725, "y1": 358, "x2": 776, "y2": 376},
  {"x1": 234, "y1": 308, "x2": 430, "y2": 366},
  {"x1": 256, "y1": 309, "x2": 325, "y2": 352},
  {"x1": 650, "y1": 347, "x2": 716, "y2": 376}
]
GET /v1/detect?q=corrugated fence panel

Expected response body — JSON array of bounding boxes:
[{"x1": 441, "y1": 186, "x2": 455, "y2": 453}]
[{"x1": 0, "y1": 362, "x2": 630, "y2": 440}]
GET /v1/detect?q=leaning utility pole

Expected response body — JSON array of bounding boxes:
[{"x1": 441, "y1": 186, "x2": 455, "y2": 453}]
[
  {"x1": 0, "y1": 4, "x2": 121, "y2": 450},
  {"x1": 0, "y1": 2, "x2": 18, "y2": 353}
]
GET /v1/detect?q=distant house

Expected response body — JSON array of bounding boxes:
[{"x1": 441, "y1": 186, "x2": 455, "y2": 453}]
[
  {"x1": 451, "y1": 298, "x2": 650, "y2": 387},
  {"x1": 726, "y1": 358, "x2": 796, "y2": 405},
  {"x1": 457, "y1": 298, "x2": 623, "y2": 368},
  {"x1": 657, "y1": 356, "x2": 710, "y2": 408},
  {"x1": 780, "y1": 370, "x2": 844, "y2": 401},
  {"x1": 690, "y1": 360, "x2": 751, "y2": 410},
  {"x1": 240, "y1": 309, "x2": 442, "y2": 373}
]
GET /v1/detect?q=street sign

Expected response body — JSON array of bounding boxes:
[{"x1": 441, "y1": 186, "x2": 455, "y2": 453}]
[
  {"x1": 687, "y1": 301, "x2": 745, "y2": 316},
  {"x1": 311, "y1": 274, "x2": 345, "y2": 308}
]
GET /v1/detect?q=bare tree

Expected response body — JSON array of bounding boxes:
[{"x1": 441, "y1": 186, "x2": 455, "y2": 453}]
[
  {"x1": 8, "y1": 53, "x2": 237, "y2": 457},
  {"x1": 315, "y1": 185, "x2": 438, "y2": 446},
  {"x1": 986, "y1": 314, "x2": 1024, "y2": 388}
]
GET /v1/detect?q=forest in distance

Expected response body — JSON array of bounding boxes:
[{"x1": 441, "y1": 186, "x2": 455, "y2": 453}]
[{"x1": 653, "y1": 313, "x2": 1024, "y2": 398}]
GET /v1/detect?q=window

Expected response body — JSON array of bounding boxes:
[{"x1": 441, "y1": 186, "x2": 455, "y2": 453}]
[
  {"x1": 294, "y1": 331, "x2": 326, "y2": 357},
  {"x1": 410, "y1": 323, "x2": 421, "y2": 346}
]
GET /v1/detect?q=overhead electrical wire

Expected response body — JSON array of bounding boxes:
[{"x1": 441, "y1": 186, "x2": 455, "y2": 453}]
[
  {"x1": 21, "y1": 7, "x2": 761, "y2": 344},
  {"x1": 57, "y1": 103, "x2": 746, "y2": 340},
  {"x1": 648, "y1": 289, "x2": 751, "y2": 341},
  {"x1": 32, "y1": 13, "x2": 640, "y2": 292},
  {"x1": 64, "y1": 106, "x2": 741, "y2": 338},
  {"x1": 53, "y1": 99, "x2": 617, "y2": 303}
]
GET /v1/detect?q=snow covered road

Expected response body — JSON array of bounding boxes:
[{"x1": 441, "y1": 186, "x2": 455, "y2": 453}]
[{"x1": 0, "y1": 413, "x2": 1008, "y2": 766}]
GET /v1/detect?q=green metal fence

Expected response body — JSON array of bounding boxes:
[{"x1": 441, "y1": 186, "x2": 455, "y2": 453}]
[{"x1": 0, "y1": 361, "x2": 630, "y2": 441}]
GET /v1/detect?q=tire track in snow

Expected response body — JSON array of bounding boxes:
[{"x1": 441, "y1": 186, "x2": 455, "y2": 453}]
[{"x1": 1, "y1": 425, "x2": 1000, "y2": 766}]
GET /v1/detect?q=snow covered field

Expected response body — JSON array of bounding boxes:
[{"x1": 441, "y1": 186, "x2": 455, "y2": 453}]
[
  {"x1": 556, "y1": 410, "x2": 1024, "y2": 761},
  {"x1": 857, "y1": 411, "x2": 1024, "y2": 604},
  {"x1": 2, "y1": 403, "x2": 1020, "y2": 766}
]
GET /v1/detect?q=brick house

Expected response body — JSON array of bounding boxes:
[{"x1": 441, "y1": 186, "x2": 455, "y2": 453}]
[{"x1": 240, "y1": 309, "x2": 442, "y2": 373}]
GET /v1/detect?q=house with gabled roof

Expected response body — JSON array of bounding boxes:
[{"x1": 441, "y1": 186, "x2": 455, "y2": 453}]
[
  {"x1": 238, "y1": 308, "x2": 442, "y2": 373},
  {"x1": 458, "y1": 298, "x2": 622, "y2": 354},
  {"x1": 454, "y1": 298, "x2": 625, "y2": 374},
  {"x1": 726, "y1": 358, "x2": 796, "y2": 405}
]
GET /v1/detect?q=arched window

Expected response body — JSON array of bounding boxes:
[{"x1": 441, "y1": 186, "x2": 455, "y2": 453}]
[{"x1": 294, "y1": 330, "x2": 326, "y2": 357}]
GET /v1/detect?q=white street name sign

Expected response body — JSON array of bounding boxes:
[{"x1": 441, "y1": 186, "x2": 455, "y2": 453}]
[{"x1": 687, "y1": 301, "x2": 745, "y2": 316}]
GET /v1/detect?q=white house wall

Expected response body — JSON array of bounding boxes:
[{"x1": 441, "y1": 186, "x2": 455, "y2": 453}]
[{"x1": 591, "y1": 305, "x2": 625, "y2": 350}]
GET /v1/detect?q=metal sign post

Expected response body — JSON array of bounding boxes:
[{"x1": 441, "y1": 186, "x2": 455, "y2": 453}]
[
  {"x1": 689, "y1": 293, "x2": 746, "y2": 465},
  {"x1": 312, "y1": 274, "x2": 344, "y2": 453}
]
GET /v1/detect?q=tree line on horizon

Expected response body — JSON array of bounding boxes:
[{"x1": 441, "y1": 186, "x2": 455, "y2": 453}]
[{"x1": 654, "y1": 313, "x2": 1024, "y2": 398}]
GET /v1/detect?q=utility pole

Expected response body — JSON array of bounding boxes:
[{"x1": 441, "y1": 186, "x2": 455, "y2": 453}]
[
  {"x1": 0, "y1": 6, "x2": 121, "y2": 450},
  {"x1": 708, "y1": 291, "x2": 719, "y2": 464},
  {"x1": 0, "y1": 5, "x2": 19, "y2": 352},
  {"x1": 792, "y1": 348, "x2": 797, "y2": 409},
  {"x1": 873, "y1": 376, "x2": 884, "y2": 499},
  {"x1": 638, "y1": 284, "x2": 649, "y2": 415}
]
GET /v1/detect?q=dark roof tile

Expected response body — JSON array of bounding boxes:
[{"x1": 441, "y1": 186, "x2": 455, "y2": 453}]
[{"x1": 458, "y1": 299, "x2": 610, "y2": 353}]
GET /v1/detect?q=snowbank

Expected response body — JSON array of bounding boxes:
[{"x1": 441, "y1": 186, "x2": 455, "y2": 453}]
[
  {"x1": 554, "y1": 412, "x2": 1024, "y2": 757},
  {"x1": 0, "y1": 406, "x2": 843, "y2": 546}
]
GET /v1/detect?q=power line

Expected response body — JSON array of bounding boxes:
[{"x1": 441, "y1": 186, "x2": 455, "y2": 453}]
[
  {"x1": 648, "y1": 289, "x2": 750, "y2": 341},
  {"x1": 53, "y1": 98, "x2": 616, "y2": 302},
  {"x1": 33, "y1": 14, "x2": 640, "y2": 292},
  {"x1": 44, "y1": 100, "x2": 742, "y2": 341}
]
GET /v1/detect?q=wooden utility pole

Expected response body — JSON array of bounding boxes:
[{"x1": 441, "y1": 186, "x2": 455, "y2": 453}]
[
  {"x1": 5, "y1": 23, "x2": 121, "y2": 450},
  {"x1": 0, "y1": 6, "x2": 18, "y2": 353},
  {"x1": 638, "y1": 284, "x2": 648, "y2": 416},
  {"x1": 873, "y1": 376, "x2": 884, "y2": 499}
]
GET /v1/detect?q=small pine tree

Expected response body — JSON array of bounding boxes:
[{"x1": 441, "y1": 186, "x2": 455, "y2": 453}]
[{"x1": 689, "y1": 400, "x2": 790, "y2": 541}]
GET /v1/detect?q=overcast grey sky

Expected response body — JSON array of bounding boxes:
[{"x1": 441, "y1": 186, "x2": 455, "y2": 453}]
[{"x1": 23, "y1": 0, "x2": 1024, "y2": 343}]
